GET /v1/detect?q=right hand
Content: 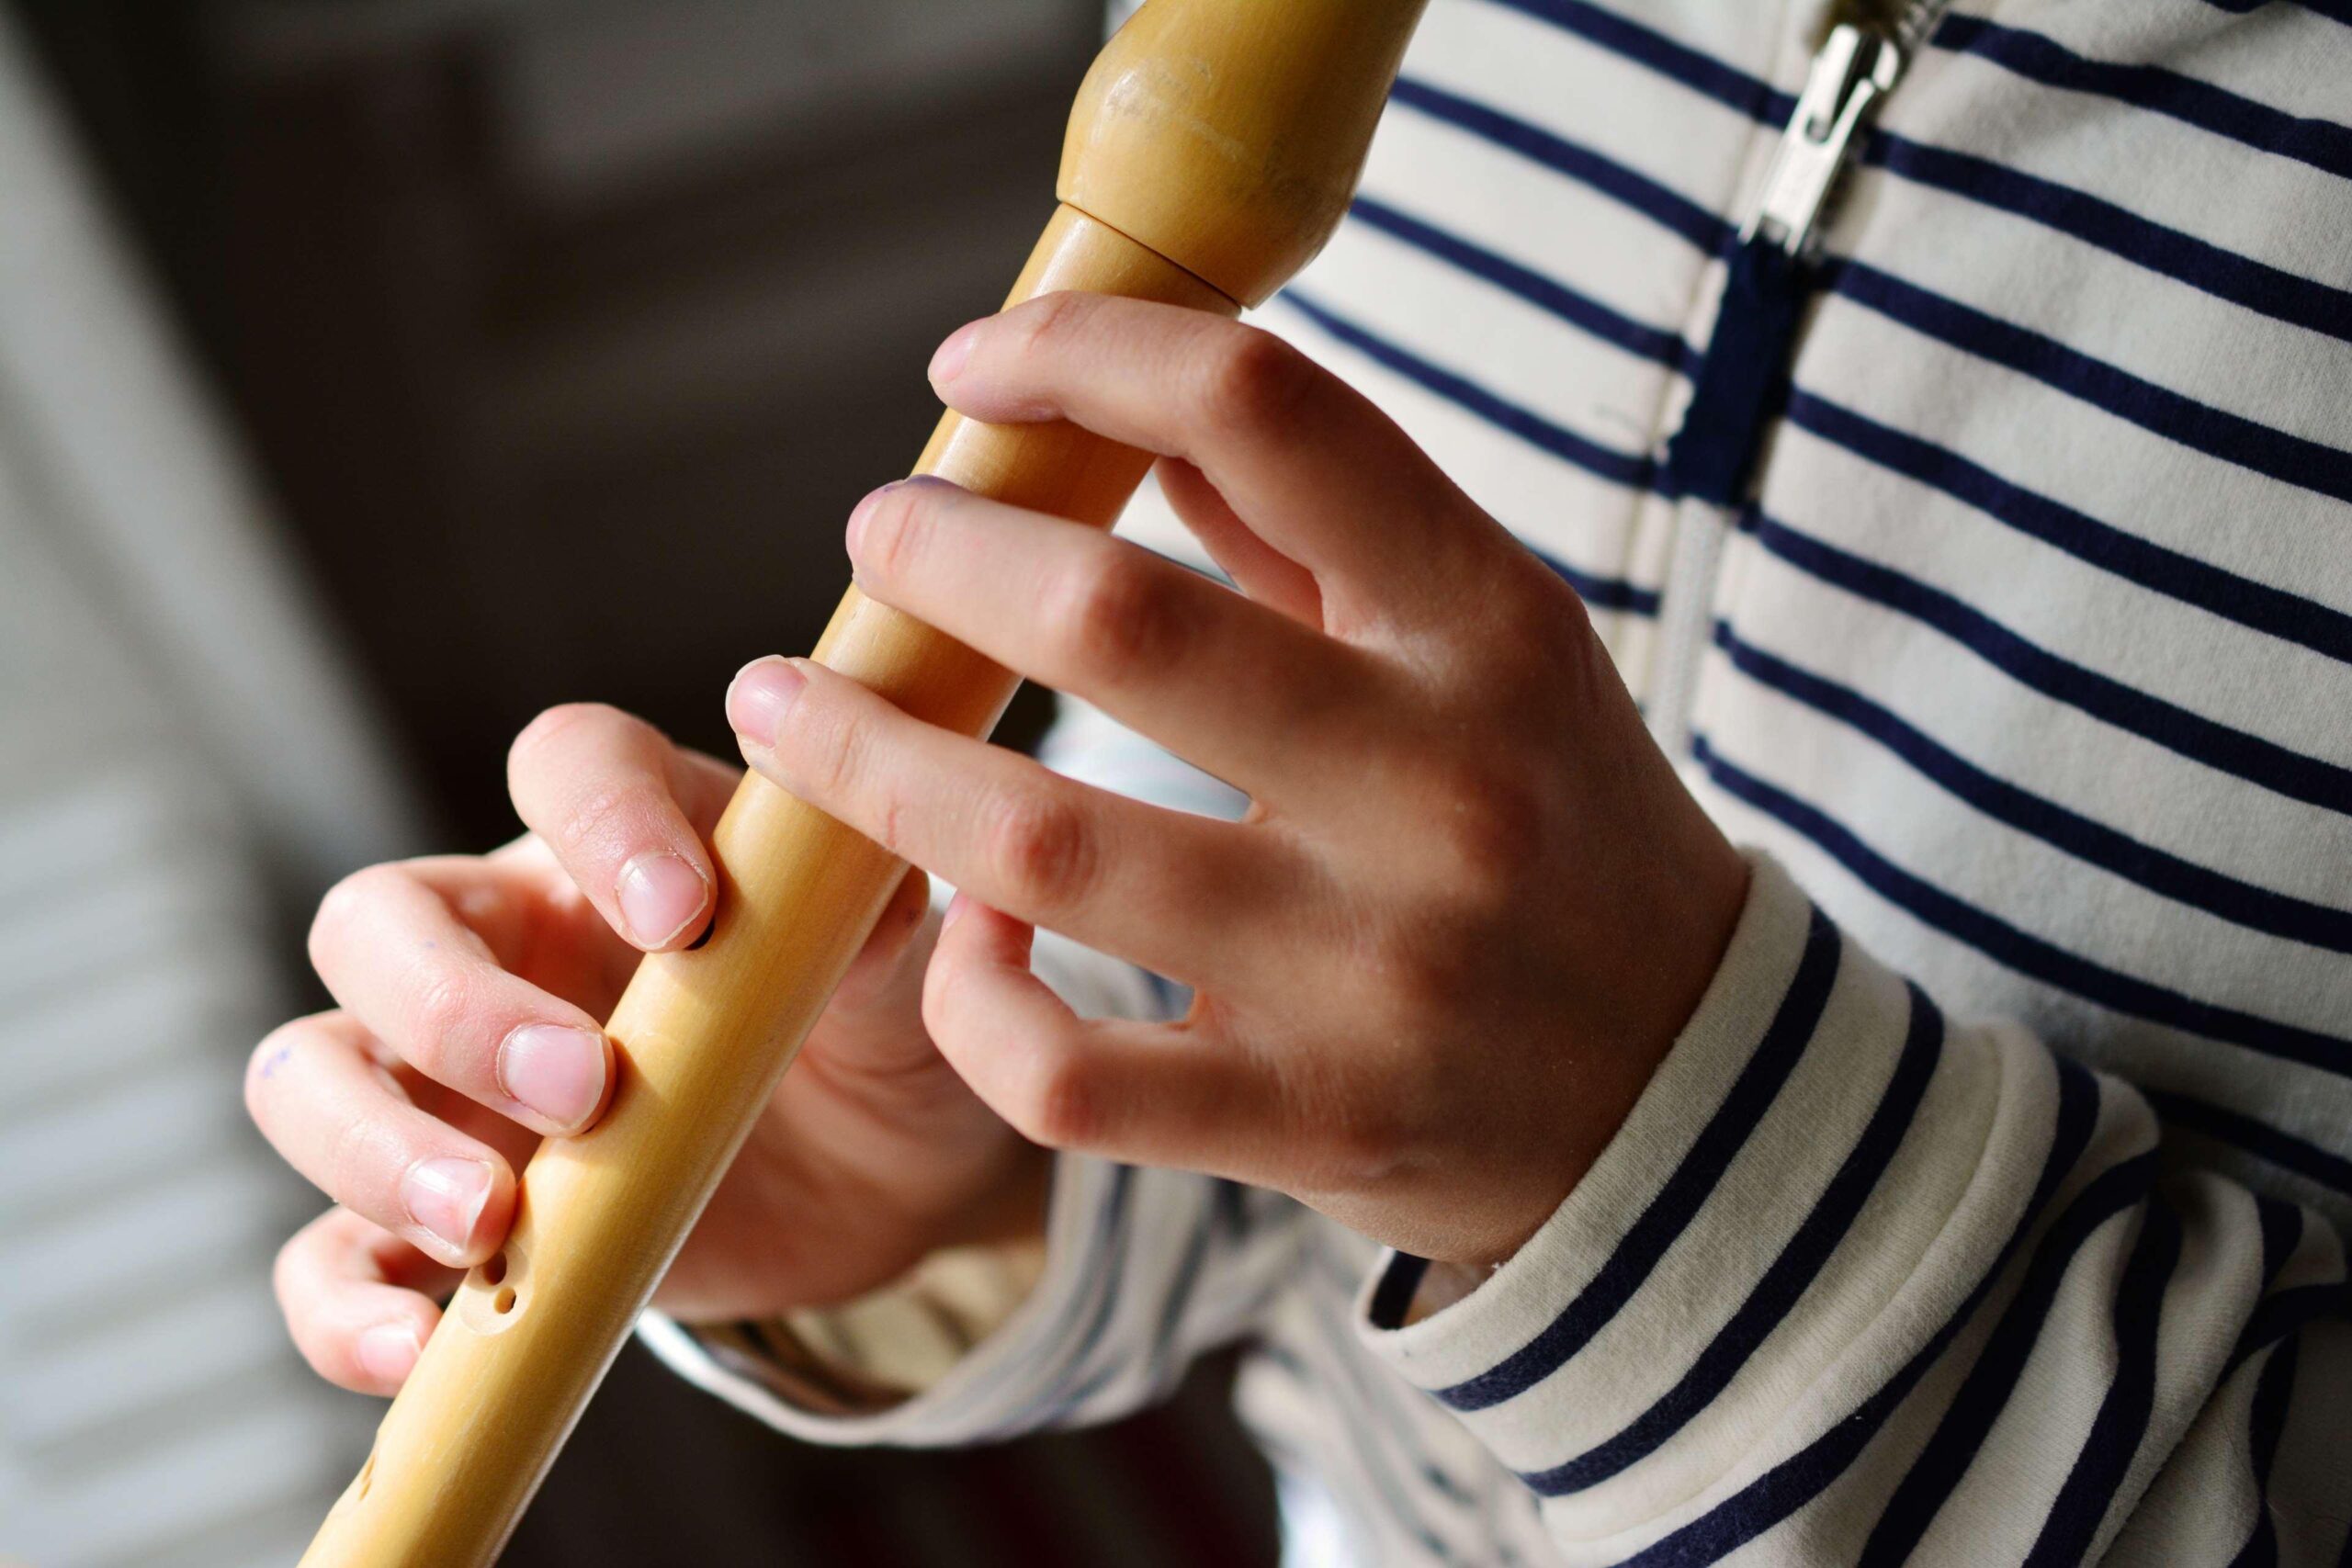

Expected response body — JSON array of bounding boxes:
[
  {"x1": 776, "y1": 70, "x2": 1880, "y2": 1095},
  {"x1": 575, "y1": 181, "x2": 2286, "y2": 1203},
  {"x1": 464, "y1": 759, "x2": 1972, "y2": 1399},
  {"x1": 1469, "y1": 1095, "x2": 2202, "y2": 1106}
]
[{"x1": 248, "y1": 702, "x2": 1047, "y2": 1395}]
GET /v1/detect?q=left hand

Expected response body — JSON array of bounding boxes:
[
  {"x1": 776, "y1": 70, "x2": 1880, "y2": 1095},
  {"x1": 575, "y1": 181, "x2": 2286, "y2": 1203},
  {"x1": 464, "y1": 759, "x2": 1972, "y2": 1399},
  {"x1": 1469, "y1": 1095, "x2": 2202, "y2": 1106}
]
[{"x1": 725, "y1": 294, "x2": 1749, "y2": 1269}]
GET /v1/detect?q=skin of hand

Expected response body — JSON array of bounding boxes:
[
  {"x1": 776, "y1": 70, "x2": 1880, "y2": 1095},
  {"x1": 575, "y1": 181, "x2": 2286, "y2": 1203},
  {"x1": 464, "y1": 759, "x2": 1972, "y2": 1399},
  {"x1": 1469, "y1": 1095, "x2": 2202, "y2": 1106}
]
[
  {"x1": 723, "y1": 294, "x2": 1750, "y2": 1281},
  {"x1": 248, "y1": 716, "x2": 1046, "y2": 1395},
  {"x1": 250, "y1": 290, "x2": 1747, "y2": 1398}
]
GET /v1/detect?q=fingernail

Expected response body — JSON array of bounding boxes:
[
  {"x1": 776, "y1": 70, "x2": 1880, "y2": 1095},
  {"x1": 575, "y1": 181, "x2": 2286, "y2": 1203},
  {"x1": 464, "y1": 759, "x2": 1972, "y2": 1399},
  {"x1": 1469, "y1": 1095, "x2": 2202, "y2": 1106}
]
[
  {"x1": 498, "y1": 1023, "x2": 608, "y2": 1132},
  {"x1": 845, "y1": 485, "x2": 890, "y2": 558},
  {"x1": 928, "y1": 320, "x2": 979, "y2": 383},
  {"x1": 727, "y1": 658, "x2": 806, "y2": 750},
  {"x1": 357, "y1": 1322, "x2": 423, "y2": 1384},
  {"x1": 941, "y1": 891, "x2": 970, "y2": 931},
  {"x1": 401, "y1": 1157, "x2": 492, "y2": 1257},
  {"x1": 616, "y1": 849, "x2": 710, "y2": 949}
]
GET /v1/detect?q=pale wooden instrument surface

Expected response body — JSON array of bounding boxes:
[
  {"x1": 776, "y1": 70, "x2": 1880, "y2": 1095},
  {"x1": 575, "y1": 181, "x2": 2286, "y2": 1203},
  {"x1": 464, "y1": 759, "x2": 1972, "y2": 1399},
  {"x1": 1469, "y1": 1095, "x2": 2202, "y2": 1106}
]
[{"x1": 300, "y1": 5, "x2": 1426, "y2": 1562}]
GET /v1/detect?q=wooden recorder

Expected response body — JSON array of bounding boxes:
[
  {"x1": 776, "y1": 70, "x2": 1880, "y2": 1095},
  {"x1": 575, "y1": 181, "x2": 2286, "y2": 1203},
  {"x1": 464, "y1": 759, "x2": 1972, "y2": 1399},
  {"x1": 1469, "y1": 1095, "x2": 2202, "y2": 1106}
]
[{"x1": 300, "y1": 4, "x2": 1429, "y2": 1562}]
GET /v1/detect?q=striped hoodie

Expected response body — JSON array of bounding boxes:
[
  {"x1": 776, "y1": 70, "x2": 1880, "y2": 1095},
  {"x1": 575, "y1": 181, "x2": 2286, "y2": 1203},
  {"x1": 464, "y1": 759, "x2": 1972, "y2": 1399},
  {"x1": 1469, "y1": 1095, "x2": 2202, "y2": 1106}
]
[{"x1": 645, "y1": 1, "x2": 2352, "y2": 1562}]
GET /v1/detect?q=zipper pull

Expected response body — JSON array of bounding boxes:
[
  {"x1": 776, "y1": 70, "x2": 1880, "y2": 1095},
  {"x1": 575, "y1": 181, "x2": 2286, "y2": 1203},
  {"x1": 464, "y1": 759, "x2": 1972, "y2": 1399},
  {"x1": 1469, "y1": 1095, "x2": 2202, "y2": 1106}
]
[{"x1": 1741, "y1": 23, "x2": 1903, "y2": 256}]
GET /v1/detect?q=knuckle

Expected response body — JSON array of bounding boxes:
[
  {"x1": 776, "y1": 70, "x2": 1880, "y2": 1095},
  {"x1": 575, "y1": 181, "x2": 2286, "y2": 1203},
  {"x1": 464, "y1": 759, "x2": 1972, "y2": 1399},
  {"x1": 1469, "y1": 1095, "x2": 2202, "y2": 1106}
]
[
  {"x1": 986, "y1": 791, "x2": 1094, "y2": 911},
  {"x1": 1426, "y1": 759, "x2": 1550, "y2": 889},
  {"x1": 409, "y1": 970, "x2": 476, "y2": 1067},
  {"x1": 559, "y1": 782, "x2": 642, "y2": 863},
  {"x1": 811, "y1": 716, "x2": 899, "y2": 851},
  {"x1": 1008, "y1": 1043, "x2": 1099, "y2": 1149},
  {"x1": 857, "y1": 482, "x2": 934, "y2": 583},
  {"x1": 244, "y1": 1021, "x2": 307, "y2": 1114},
  {"x1": 760, "y1": 672, "x2": 858, "y2": 796},
  {"x1": 1194, "y1": 328, "x2": 1315, "y2": 438},
  {"x1": 1283, "y1": 1064, "x2": 1408, "y2": 1190},
  {"x1": 1051, "y1": 552, "x2": 1182, "y2": 680},
  {"x1": 1320, "y1": 1101, "x2": 1411, "y2": 1188},
  {"x1": 325, "y1": 1111, "x2": 386, "y2": 1213},
  {"x1": 272, "y1": 1227, "x2": 311, "y2": 1314},
  {"x1": 508, "y1": 702, "x2": 619, "y2": 778},
  {"x1": 1439, "y1": 771, "x2": 1552, "y2": 884},
  {"x1": 309, "y1": 864, "x2": 393, "y2": 960},
  {"x1": 1351, "y1": 908, "x2": 1483, "y2": 1033},
  {"x1": 1012, "y1": 289, "x2": 1086, "y2": 362}
]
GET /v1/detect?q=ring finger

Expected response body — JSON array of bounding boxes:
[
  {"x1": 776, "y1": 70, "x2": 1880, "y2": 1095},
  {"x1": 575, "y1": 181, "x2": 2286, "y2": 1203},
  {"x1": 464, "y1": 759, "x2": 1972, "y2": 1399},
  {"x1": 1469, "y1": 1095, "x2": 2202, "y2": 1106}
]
[
  {"x1": 246, "y1": 1011, "x2": 516, "y2": 1268},
  {"x1": 274, "y1": 1206, "x2": 457, "y2": 1394}
]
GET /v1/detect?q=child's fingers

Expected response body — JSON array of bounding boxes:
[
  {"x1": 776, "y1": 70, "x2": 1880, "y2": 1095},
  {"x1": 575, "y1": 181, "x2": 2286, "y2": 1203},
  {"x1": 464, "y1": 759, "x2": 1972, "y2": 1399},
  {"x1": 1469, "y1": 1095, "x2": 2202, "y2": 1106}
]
[
  {"x1": 245, "y1": 1011, "x2": 517, "y2": 1269},
  {"x1": 506, "y1": 703, "x2": 733, "y2": 952},
  {"x1": 827, "y1": 865, "x2": 933, "y2": 1014},
  {"x1": 307, "y1": 861, "x2": 615, "y2": 1136},
  {"x1": 838, "y1": 477, "x2": 1386, "y2": 805},
  {"x1": 729, "y1": 656, "x2": 1303, "y2": 992},
  {"x1": 1154, "y1": 457, "x2": 1323, "y2": 626},
  {"x1": 274, "y1": 1206, "x2": 455, "y2": 1395},
  {"x1": 928, "y1": 294, "x2": 1501, "y2": 627},
  {"x1": 921, "y1": 897, "x2": 1283, "y2": 1180}
]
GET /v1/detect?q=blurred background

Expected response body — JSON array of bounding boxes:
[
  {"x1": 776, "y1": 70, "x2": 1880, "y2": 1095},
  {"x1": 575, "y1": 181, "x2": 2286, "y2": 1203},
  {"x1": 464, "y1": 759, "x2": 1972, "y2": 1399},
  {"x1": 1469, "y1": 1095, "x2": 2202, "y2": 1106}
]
[{"x1": 0, "y1": 0, "x2": 1276, "y2": 1562}]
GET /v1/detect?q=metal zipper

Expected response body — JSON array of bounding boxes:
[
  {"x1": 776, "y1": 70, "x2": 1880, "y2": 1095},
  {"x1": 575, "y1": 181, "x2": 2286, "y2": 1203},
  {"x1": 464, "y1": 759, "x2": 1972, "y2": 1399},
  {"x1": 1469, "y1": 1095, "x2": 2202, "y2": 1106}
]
[
  {"x1": 1647, "y1": 0, "x2": 1948, "y2": 758},
  {"x1": 1743, "y1": 0, "x2": 1953, "y2": 254},
  {"x1": 1742, "y1": 22, "x2": 1901, "y2": 255}
]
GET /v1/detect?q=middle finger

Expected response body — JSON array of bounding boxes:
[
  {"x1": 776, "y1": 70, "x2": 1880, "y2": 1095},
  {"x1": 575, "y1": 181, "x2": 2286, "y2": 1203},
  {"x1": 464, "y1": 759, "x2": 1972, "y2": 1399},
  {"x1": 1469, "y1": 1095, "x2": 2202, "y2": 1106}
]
[
  {"x1": 728, "y1": 655, "x2": 1310, "y2": 990},
  {"x1": 843, "y1": 475, "x2": 1390, "y2": 804}
]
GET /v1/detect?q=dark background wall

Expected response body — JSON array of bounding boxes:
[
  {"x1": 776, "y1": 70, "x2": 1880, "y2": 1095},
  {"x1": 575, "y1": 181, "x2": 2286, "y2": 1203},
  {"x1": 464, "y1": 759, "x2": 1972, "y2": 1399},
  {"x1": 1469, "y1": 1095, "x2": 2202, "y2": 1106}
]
[{"x1": 10, "y1": 2, "x2": 1276, "y2": 1561}]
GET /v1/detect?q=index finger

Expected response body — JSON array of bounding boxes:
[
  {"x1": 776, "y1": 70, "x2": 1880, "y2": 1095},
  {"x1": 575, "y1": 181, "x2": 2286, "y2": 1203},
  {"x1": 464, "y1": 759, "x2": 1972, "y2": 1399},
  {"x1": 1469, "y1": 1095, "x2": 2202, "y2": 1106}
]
[{"x1": 928, "y1": 294, "x2": 1501, "y2": 626}]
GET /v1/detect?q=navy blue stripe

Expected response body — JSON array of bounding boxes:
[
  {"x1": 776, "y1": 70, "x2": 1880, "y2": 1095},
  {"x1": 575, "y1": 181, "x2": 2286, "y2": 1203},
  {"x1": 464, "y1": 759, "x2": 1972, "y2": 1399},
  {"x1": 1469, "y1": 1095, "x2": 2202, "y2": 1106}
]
[
  {"x1": 1439, "y1": 909, "x2": 1843, "y2": 1412},
  {"x1": 1347, "y1": 194, "x2": 1704, "y2": 376},
  {"x1": 1369, "y1": 1253, "x2": 1432, "y2": 1329},
  {"x1": 1004, "y1": 1164, "x2": 1135, "y2": 1434},
  {"x1": 1622, "y1": 1058, "x2": 2101, "y2": 1567},
  {"x1": 1742, "y1": 509, "x2": 2352, "y2": 818},
  {"x1": 1860, "y1": 134, "x2": 2352, "y2": 346},
  {"x1": 1713, "y1": 619, "x2": 2352, "y2": 953},
  {"x1": 1938, "y1": 16, "x2": 2352, "y2": 183},
  {"x1": 1785, "y1": 392, "x2": 2352, "y2": 674},
  {"x1": 2228, "y1": 1336, "x2": 2301, "y2": 1568},
  {"x1": 2197, "y1": 0, "x2": 2352, "y2": 28},
  {"x1": 1385, "y1": 76, "x2": 1730, "y2": 252},
  {"x1": 2230, "y1": 1280, "x2": 2352, "y2": 1372},
  {"x1": 1492, "y1": 0, "x2": 2352, "y2": 344},
  {"x1": 1856, "y1": 1151, "x2": 2163, "y2": 1568},
  {"x1": 2144, "y1": 1088, "x2": 2352, "y2": 1197},
  {"x1": 1521, "y1": 985, "x2": 1945, "y2": 1495},
  {"x1": 1692, "y1": 735, "x2": 2352, "y2": 1078},
  {"x1": 1269, "y1": 287, "x2": 1665, "y2": 613},
  {"x1": 1532, "y1": 547, "x2": 1664, "y2": 616},
  {"x1": 1823, "y1": 258, "x2": 2352, "y2": 507},
  {"x1": 2024, "y1": 1197, "x2": 2185, "y2": 1567},
  {"x1": 1275, "y1": 288, "x2": 1660, "y2": 494},
  {"x1": 1480, "y1": 0, "x2": 1792, "y2": 123},
  {"x1": 2254, "y1": 1194, "x2": 2308, "y2": 1288}
]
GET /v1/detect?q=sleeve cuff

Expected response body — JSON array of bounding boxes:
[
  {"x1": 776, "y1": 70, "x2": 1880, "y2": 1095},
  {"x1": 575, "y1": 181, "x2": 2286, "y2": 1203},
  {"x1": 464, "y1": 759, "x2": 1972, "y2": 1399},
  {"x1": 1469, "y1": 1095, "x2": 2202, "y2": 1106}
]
[
  {"x1": 641, "y1": 1147, "x2": 1126, "y2": 1445},
  {"x1": 1355, "y1": 851, "x2": 2006, "y2": 1517},
  {"x1": 639, "y1": 914, "x2": 1285, "y2": 1446}
]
